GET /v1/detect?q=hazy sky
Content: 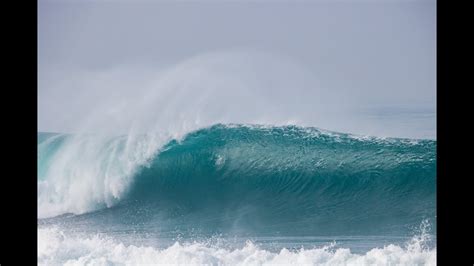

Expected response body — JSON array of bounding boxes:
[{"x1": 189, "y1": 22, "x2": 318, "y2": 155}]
[{"x1": 38, "y1": 0, "x2": 436, "y2": 139}]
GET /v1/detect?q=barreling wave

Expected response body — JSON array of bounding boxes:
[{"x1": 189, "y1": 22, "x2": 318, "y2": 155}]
[{"x1": 38, "y1": 124, "x2": 436, "y2": 236}]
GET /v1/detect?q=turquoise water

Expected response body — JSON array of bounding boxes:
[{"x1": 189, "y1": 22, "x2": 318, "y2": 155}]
[{"x1": 38, "y1": 124, "x2": 436, "y2": 264}]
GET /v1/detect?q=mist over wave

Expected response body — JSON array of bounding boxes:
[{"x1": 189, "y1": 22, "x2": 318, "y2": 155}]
[{"x1": 39, "y1": 50, "x2": 435, "y2": 139}]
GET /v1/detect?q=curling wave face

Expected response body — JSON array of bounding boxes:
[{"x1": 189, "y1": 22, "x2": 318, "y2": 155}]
[{"x1": 38, "y1": 124, "x2": 435, "y2": 237}]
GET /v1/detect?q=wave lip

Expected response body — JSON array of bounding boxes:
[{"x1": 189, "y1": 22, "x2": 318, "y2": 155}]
[{"x1": 37, "y1": 130, "x2": 168, "y2": 218}]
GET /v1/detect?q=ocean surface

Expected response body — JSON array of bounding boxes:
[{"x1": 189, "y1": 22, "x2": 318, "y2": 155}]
[{"x1": 38, "y1": 124, "x2": 436, "y2": 265}]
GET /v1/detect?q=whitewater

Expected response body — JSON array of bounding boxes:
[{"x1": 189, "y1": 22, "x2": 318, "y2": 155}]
[
  {"x1": 38, "y1": 51, "x2": 436, "y2": 265},
  {"x1": 38, "y1": 226, "x2": 435, "y2": 265}
]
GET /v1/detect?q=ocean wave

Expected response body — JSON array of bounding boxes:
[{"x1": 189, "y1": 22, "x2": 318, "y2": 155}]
[{"x1": 38, "y1": 124, "x2": 435, "y2": 236}]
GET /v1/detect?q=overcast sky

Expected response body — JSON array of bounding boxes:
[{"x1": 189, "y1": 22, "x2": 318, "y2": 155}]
[{"x1": 38, "y1": 0, "x2": 436, "y2": 139}]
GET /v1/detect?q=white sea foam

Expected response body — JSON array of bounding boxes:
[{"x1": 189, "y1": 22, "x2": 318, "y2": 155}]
[{"x1": 38, "y1": 227, "x2": 436, "y2": 266}]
